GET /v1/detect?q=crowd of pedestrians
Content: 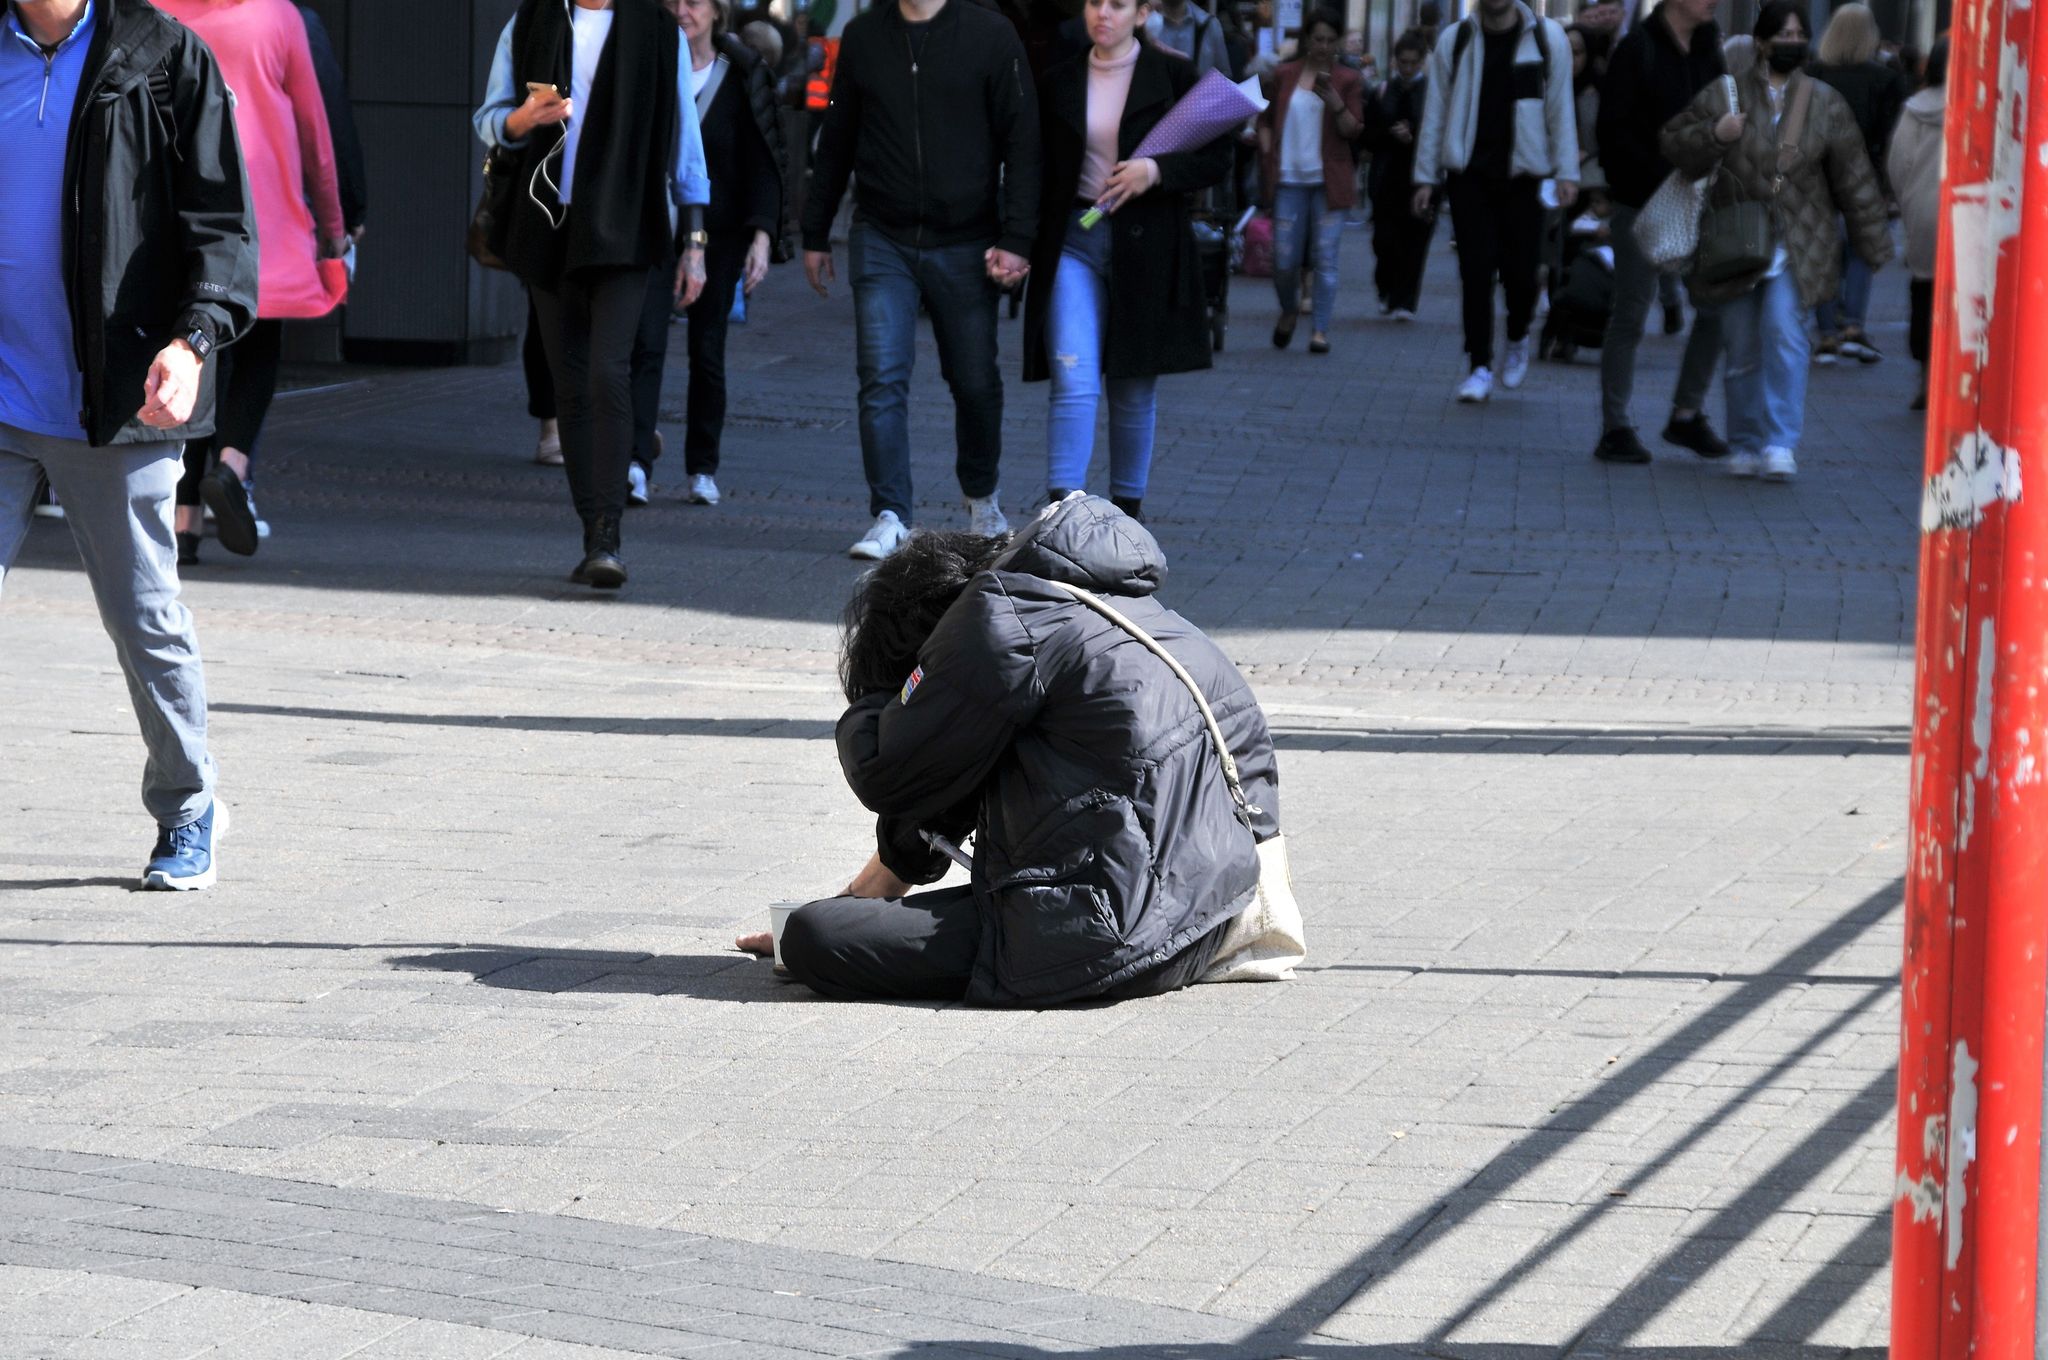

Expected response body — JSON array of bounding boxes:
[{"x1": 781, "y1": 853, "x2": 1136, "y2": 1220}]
[{"x1": 2, "y1": 0, "x2": 1944, "y2": 897}]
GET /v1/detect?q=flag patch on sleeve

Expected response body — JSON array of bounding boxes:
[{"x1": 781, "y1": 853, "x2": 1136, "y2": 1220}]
[{"x1": 899, "y1": 665, "x2": 925, "y2": 704}]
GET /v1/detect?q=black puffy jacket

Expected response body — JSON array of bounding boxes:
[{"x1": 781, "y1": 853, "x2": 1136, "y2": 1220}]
[
  {"x1": 835, "y1": 498, "x2": 1281, "y2": 1007},
  {"x1": 65, "y1": 0, "x2": 258, "y2": 447}
]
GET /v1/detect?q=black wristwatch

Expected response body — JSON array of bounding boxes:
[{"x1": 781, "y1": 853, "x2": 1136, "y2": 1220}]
[{"x1": 179, "y1": 327, "x2": 214, "y2": 360}]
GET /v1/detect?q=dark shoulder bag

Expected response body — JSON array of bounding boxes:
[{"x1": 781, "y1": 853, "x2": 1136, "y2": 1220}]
[
  {"x1": 1695, "y1": 72, "x2": 1811, "y2": 286},
  {"x1": 466, "y1": 144, "x2": 521, "y2": 272}
]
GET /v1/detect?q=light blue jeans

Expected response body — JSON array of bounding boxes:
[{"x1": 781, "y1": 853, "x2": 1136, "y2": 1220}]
[
  {"x1": 1722, "y1": 269, "x2": 1810, "y2": 456},
  {"x1": 1272, "y1": 183, "x2": 1342, "y2": 334},
  {"x1": 0, "y1": 421, "x2": 215, "y2": 828},
  {"x1": 1045, "y1": 209, "x2": 1157, "y2": 500}
]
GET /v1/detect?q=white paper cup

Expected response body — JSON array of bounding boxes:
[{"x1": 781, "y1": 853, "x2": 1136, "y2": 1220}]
[{"x1": 769, "y1": 903, "x2": 802, "y2": 969}]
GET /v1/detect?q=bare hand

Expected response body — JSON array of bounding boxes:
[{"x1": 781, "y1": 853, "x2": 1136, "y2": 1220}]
[
  {"x1": 137, "y1": 340, "x2": 202, "y2": 429},
  {"x1": 804, "y1": 248, "x2": 834, "y2": 297},
  {"x1": 984, "y1": 246, "x2": 1030, "y2": 289},
  {"x1": 506, "y1": 87, "x2": 570, "y2": 140},
  {"x1": 742, "y1": 230, "x2": 771, "y2": 295},
  {"x1": 843, "y1": 851, "x2": 913, "y2": 901},
  {"x1": 1097, "y1": 157, "x2": 1162, "y2": 215},
  {"x1": 319, "y1": 235, "x2": 351, "y2": 260},
  {"x1": 1391, "y1": 120, "x2": 1413, "y2": 144},
  {"x1": 674, "y1": 246, "x2": 707, "y2": 309},
  {"x1": 1411, "y1": 186, "x2": 1436, "y2": 220},
  {"x1": 1556, "y1": 180, "x2": 1580, "y2": 210},
  {"x1": 1714, "y1": 112, "x2": 1746, "y2": 144}
]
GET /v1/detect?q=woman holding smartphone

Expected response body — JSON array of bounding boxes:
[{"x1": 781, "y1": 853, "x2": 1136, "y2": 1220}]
[
  {"x1": 1020, "y1": 0, "x2": 1232, "y2": 521},
  {"x1": 475, "y1": 0, "x2": 711, "y2": 589},
  {"x1": 1255, "y1": 10, "x2": 1365, "y2": 354}
]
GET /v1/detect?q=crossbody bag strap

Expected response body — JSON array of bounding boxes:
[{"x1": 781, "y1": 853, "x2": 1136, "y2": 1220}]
[
  {"x1": 1772, "y1": 73, "x2": 1813, "y2": 195},
  {"x1": 1045, "y1": 580, "x2": 1260, "y2": 825}
]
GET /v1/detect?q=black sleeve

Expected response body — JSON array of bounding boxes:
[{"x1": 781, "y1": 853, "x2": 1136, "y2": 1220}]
[
  {"x1": 800, "y1": 31, "x2": 861, "y2": 252},
  {"x1": 296, "y1": 7, "x2": 367, "y2": 231},
  {"x1": 988, "y1": 27, "x2": 1041, "y2": 259},
  {"x1": 1594, "y1": 34, "x2": 1646, "y2": 196},
  {"x1": 875, "y1": 799, "x2": 978, "y2": 884},
  {"x1": 737, "y1": 66, "x2": 786, "y2": 243},
  {"x1": 169, "y1": 32, "x2": 259, "y2": 350}
]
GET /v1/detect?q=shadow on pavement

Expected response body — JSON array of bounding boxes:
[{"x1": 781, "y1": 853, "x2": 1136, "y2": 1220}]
[
  {"x1": 387, "y1": 944, "x2": 834, "y2": 1003},
  {"x1": 212, "y1": 702, "x2": 836, "y2": 740},
  {"x1": 884, "y1": 1346, "x2": 1883, "y2": 1359},
  {"x1": 0, "y1": 877, "x2": 139, "y2": 892}
]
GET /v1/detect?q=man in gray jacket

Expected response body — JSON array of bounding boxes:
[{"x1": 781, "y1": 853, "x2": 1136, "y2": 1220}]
[{"x1": 1412, "y1": 0, "x2": 1576, "y2": 404}]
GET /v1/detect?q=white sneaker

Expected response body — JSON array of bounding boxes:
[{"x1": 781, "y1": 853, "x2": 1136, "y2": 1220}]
[
  {"x1": 1390, "y1": 308, "x2": 1416, "y2": 323},
  {"x1": 1456, "y1": 368, "x2": 1494, "y2": 403},
  {"x1": 534, "y1": 419, "x2": 563, "y2": 466},
  {"x1": 686, "y1": 474, "x2": 720, "y2": 506},
  {"x1": 966, "y1": 493, "x2": 1010, "y2": 538},
  {"x1": 627, "y1": 462, "x2": 650, "y2": 506},
  {"x1": 1500, "y1": 339, "x2": 1530, "y2": 390},
  {"x1": 849, "y1": 510, "x2": 910, "y2": 561},
  {"x1": 32, "y1": 490, "x2": 63, "y2": 520},
  {"x1": 1761, "y1": 446, "x2": 1798, "y2": 482},
  {"x1": 1728, "y1": 450, "x2": 1762, "y2": 478}
]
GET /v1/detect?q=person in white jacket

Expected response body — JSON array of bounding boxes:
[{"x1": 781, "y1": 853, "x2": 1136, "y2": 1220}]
[
  {"x1": 1886, "y1": 38, "x2": 1946, "y2": 411},
  {"x1": 1411, "y1": 0, "x2": 1577, "y2": 404}
]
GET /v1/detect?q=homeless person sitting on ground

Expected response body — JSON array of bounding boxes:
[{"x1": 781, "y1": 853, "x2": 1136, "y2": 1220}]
[{"x1": 758, "y1": 495, "x2": 1282, "y2": 1005}]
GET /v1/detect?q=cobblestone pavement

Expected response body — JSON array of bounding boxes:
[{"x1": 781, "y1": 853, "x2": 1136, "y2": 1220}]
[{"x1": 0, "y1": 228, "x2": 1916, "y2": 1358}]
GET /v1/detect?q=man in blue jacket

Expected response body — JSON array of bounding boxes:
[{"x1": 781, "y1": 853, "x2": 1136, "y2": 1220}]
[{"x1": 0, "y1": 0, "x2": 258, "y2": 889}]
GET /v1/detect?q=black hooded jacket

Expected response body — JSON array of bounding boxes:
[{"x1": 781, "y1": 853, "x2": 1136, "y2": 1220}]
[
  {"x1": 63, "y1": 0, "x2": 258, "y2": 447},
  {"x1": 835, "y1": 498, "x2": 1281, "y2": 1007}
]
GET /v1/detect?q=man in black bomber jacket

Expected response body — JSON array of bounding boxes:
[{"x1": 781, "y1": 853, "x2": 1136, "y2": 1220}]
[
  {"x1": 799, "y1": 0, "x2": 1040, "y2": 563},
  {"x1": 1, "y1": 0, "x2": 258, "y2": 892}
]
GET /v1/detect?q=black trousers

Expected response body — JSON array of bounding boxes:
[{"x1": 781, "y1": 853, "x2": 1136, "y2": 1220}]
[
  {"x1": 176, "y1": 318, "x2": 283, "y2": 507},
  {"x1": 530, "y1": 265, "x2": 653, "y2": 526},
  {"x1": 523, "y1": 294, "x2": 556, "y2": 421},
  {"x1": 1445, "y1": 172, "x2": 1543, "y2": 371},
  {"x1": 779, "y1": 885, "x2": 1227, "y2": 1004},
  {"x1": 1371, "y1": 192, "x2": 1435, "y2": 313},
  {"x1": 681, "y1": 235, "x2": 748, "y2": 476},
  {"x1": 629, "y1": 257, "x2": 676, "y2": 469},
  {"x1": 1909, "y1": 277, "x2": 1933, "y2": 366}
]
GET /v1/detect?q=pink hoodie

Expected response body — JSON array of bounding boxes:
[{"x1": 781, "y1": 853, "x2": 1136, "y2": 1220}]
[{"x1": 158, "y1": 0, "x2": 347, "y2": 319}]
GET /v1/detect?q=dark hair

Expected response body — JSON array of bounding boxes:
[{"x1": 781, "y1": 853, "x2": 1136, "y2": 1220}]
[
  {"x1": 1393, "y1": 26, "x2": 1428, "y2": 57},
  {"x1": 1416, "y1": 0, "x2": 1440, "y2": 24},
  {"x1": 1923, "y1": 35, "x2": 1949, "y2": 87},
  {"x1": 839, "y1": 530, "x2": 1013, "y2": 702},
  {"x1": 1753, "y1": 0, "x2": 1806, "y2": 43},
  {"x1": 1305, "y1": 6, "x2": 1343, "y2": 37}
]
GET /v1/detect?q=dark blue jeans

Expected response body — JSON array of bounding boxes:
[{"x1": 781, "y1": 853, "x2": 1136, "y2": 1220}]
[{"x1": 849, "y1": 223, "x2": 1004, "y2": 523}]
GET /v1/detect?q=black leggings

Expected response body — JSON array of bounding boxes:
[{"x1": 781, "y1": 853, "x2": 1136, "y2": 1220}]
[
  {"x1": 524, "y1": 294, "x2": 556, "y2": 421},
  {"x1": 176, "y1": 318, "x2": 283, "y2": 507},
  {"x1": 530, "y1": 265, "x2": 654, "y2": 526}
]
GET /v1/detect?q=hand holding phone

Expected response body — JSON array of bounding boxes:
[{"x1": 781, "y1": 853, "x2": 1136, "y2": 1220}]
[{"x1": 509, "y1": 82, "x2": 571, "y2": 139}]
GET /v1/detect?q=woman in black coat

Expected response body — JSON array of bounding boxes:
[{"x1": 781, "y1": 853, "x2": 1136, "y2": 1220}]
[
  {"x1": 1022, "y1": 0, "x2": 1232, "y2": 522},
  {"x1": 756, "y1": 496, "x2": 1282, "y2": 1007},
  {"x1": 641, "y1": 0, "x2": 791, "y2": 508}
]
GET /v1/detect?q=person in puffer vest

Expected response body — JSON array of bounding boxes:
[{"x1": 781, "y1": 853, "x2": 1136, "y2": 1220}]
[{"x1": 757, "y1": 495, "x2": 1281, "y2": 1006}]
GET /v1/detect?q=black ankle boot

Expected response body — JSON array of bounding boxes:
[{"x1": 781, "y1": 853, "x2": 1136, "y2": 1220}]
[
  {"x1": 575, "y1": 514, "x2": 627, "y2": 589},
  {"x1": 175, "y1": 532, "x2": 201, "y2": 568},
  {"x1": 1111, "y1": 495, "x2": 1143, "y2": 522}
]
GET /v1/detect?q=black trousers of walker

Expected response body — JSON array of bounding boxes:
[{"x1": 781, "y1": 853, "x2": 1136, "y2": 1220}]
[
  {"x1": 628, "y1": 236, "x2": 747, "y2": 476},
  {"x1": 778, "y1": 885, "x2": 1227, "y2": 1004},
  {"x1": 1371, "y1": 191, "x2": 1436, "y2": 314},
  {"x1": 1444, "y1": 172, "x2": 1543, "y2": 372},
  {"x1": 177, "y1": 318, "x2": 283, "y2": 507},
  {"x1": 530, "y1": 265, "x2": 654, "y2": 526},
  {"x1": 523, "y1": 294, "x2": 556, "y2": 421}
]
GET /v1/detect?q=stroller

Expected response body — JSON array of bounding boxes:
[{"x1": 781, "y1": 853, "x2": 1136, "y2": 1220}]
[
  {"x1": 1540, "y1": 211, "x2": 1616, "y2": 363},
  {"x1": 1189, "y1": 208, "x2": 1239, "y2": 353}
]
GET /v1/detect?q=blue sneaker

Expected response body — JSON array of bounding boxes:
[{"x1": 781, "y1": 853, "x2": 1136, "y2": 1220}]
[{"x1": 141, "y1": 799, "x2": 228, "y2": 891}]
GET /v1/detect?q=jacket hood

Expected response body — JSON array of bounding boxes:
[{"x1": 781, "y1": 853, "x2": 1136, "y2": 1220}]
[
  {"x1": 996, "y1": 495, "x2": 1167, "y2": 597},
  {"x1": 1902, "y1": 86, "x2": 1945, "y2": 123}
]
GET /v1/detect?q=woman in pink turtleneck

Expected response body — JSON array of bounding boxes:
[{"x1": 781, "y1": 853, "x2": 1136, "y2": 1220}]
[
  {"x1": 157, "y1": 0, "x2": 349, "y2": 565},
  {"x1": 1020, "y1": 0, "x2": 1232, "y2": 522}
]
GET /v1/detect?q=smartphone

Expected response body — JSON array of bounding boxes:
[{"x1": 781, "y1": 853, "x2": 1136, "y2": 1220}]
[{"x1": 525, "y1": 81, "x2": 565, "y2": 99}]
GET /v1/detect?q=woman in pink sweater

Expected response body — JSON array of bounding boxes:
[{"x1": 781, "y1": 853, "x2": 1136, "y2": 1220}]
[{"x1": 159, "y1": 0, "x2": 349, "y2": 565}]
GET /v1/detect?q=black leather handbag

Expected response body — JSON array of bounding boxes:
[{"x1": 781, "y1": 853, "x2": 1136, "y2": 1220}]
[
  {"x1": 466, "y1": 145, "x2": 520, "y2": 273},
  {"x1": 1694, "y1": 74, "x2": 1812, "y2": 287}
]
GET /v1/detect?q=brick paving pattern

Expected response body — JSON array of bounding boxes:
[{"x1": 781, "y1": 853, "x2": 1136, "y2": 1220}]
[{"x1": 1, "y1": 229, "x2": 1915, "y2": 1357}]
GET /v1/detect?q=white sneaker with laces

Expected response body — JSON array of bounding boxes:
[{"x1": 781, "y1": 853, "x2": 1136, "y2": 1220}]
[
  {"x1": 1761, "y1": 446, "x2": 1798, "y2": 481},
  {"x1": 849, "y1": 510, "x2": 910, "y2": 561},
  {"x1": 627, "y1": 462, "x2": 650, "y2": 506},
  {"x1": 686, "y1": 474, "x2": 720, "y2": 506},
  {"x1": 1728, "y1": 450, "x2": 1762, "y2": 478},
  {"x1": 966, "y1": 493, "x2": 1010, "y2": 537},
  {"x1": 32, "y1": 491, "x2": 63, "y2": 520},
  {"x1": 1456, "y1": 368, "x2": 1494, "y2": 404},
  {"x1": 1500, "y1": 339, "x2": 1530, "y2": 390}
]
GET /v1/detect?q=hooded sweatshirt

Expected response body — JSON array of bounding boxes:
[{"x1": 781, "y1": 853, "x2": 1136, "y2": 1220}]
[{"x1": 1886, "y1": 86, "x2": 1945, "y2": 280}]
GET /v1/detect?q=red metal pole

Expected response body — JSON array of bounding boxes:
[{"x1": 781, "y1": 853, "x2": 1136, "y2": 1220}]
[{"x1": 1893, "y1": 0, "x2": 2048, "y2": 1351}]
